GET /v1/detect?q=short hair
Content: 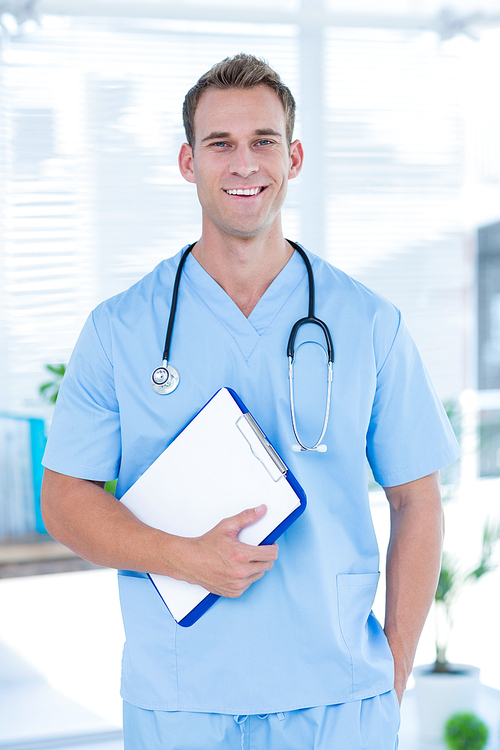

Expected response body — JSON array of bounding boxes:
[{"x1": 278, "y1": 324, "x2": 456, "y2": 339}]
[{"x1": 182, "y1": 53, "x2": 296, "y2": 148}]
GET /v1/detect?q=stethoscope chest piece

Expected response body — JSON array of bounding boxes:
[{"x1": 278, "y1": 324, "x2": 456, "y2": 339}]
[{"x1": 151, "y1": 362, "x2": 180, "y2": 395}]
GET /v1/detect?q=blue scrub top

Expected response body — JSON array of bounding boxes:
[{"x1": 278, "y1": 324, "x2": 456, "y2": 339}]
[{"x1": 43, "y1": 246, "x2": 460, "y2": 714}]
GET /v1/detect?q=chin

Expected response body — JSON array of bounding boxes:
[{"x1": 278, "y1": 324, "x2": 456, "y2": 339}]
[{"x1": 225, "y1": 218, "x2": 277, "y2": 239}]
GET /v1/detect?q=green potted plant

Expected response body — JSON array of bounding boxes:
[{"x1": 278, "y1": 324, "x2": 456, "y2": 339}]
[
  {"x1": 434, "y1": 519, "x2": 500, "y2": 673},
  {"x1": 444, "y1": 712, "x2": 488, "y2": 750},
  {"x1": 413, "y1": 518, "x2": 500, "y2": 741}
]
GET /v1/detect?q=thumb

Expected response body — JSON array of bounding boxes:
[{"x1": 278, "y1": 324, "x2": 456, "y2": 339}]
[{"x1": 224, "y1": 504, "x2": 267, "y2": 536}]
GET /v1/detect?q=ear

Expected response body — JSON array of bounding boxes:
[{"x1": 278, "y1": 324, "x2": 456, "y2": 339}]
[
  {"x1": 288, "y1": 139, "x2": 304, "y2": 180},
  {"x1": 178, "y1": 142, "x2": 196, "y2": 184}
]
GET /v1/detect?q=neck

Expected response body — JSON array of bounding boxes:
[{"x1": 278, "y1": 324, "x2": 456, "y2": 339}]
[{"x1": 192, "y1": 226, "x2": 293, "y2": 317}]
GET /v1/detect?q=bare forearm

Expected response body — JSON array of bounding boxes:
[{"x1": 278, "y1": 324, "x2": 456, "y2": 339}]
[
  {"x1": 41, "y1": 468, "x2": 277, "y2": 597},
  {"x1": 383, "y1": 472, "x2": 443, "y2": 701},
  {"x1": 41, "y1": 468, "x2": 190, "y2": 576}
]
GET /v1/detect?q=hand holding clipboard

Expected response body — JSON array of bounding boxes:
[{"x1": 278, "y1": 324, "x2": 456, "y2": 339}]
[
  {"x1": 120, "y1": 388, "x2": 306, "y2": 626},
  {"x1": 179, "y1": 502, "x2": 278, "y2": 598}
]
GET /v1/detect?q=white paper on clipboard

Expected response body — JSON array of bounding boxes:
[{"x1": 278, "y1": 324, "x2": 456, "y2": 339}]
[{"x1": 119, "y1": 388, "x2": 306, "y2": 626}]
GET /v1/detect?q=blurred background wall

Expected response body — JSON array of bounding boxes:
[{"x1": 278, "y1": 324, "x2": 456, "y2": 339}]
[{"x1": 1, "y1": 1, "x2": 499, "y2": 440}]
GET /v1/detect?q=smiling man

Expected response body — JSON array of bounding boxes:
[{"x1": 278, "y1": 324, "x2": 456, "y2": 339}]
[
  {"x1": 178, "y1": 84, "x2": 303, "y2": 317},
  {"x1": 41, "y1": 54, "x2": 460, "y2": 750}
]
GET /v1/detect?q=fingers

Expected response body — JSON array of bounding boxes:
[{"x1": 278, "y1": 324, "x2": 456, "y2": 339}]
[
  {"x1": 216, "y1": 539, "x2": 278, "y2": 598},
  {"x1": 221, "y1": 505, "x2": 278, "y2": 555},
  {"x1": 183, "y1": 504, "x2": 280, "y2": 597},
  {"x1": 219, "y1": 505, "x2": 278, "y2": 564},
  {"x1": 221, "y1": 558, "x2": 275, "y2": 598},
  {"x1": 223, "y1": 503, "x2": 268, "y2": 536},
  {"x1": 246, "y1": 541, "x2": 279, "y2": 563}
]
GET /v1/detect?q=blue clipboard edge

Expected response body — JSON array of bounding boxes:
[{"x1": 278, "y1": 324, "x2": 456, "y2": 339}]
[{"x1": 148, "y1": 387, "x2": 307, "y2": 628}]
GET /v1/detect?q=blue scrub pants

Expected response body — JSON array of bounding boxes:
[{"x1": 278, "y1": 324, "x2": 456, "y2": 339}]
[{"x1": 123, "y1": 690, "x2": 400, "y2": 750}]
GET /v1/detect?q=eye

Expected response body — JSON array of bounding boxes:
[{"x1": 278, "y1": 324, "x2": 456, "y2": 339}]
[
  {"x1": 213, "y1": 141, "x2": 229, "y2": 148},
  {"x1": 256, "y1": 139, "x2": 272, "y2": 146}
]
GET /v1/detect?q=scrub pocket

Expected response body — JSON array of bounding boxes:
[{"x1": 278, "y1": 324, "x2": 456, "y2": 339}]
[{"x1": 337, "y1": 572, "x2": 394, "y2": 698}]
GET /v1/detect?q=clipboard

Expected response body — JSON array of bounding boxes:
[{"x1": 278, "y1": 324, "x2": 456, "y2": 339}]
[{"x1": 120, "y1": 387, "x2": 306, "y2": 626}]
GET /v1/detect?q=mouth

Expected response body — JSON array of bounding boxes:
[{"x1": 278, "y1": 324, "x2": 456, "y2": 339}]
[{"x1": 223, "y1": 187, "x2": 266, "y2": 196}]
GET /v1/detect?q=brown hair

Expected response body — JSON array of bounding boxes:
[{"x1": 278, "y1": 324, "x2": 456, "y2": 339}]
[{"x1": 182, "y1": 53, "x2": 296, "y2": 148}]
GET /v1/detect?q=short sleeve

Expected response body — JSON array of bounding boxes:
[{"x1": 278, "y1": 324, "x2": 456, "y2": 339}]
[
  {"x1": 42, "y1": 310, "x2": 121, "y2": 481},
  {"x1": 367, "y1": 313, "x2": 460, "y2": 487}
]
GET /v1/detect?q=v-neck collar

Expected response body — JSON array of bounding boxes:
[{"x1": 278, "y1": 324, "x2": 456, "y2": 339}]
[{"x1": 182, "y1": 247, "x2": 308, "y2": 360}]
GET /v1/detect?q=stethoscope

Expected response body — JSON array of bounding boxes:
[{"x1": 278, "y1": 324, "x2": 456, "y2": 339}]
[{"x1": 151, "y1": 240, "x2": 334, "y2": 452}]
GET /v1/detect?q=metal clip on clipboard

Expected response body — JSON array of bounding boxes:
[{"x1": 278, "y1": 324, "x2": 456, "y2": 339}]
[{"x1": 236, "y1": 413, "x2": 288, "y2": 482}]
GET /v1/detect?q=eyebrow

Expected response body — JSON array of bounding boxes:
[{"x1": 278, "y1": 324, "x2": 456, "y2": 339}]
[
  {"x1": 201, "y1": 129, "x2": 284, "y2": 143},
  {"x1": 255, "y1": 129, "x2": 283, "y2": 139},
  {"x1": 201, "y1": 131, "x2": 230, "y2": 143}
]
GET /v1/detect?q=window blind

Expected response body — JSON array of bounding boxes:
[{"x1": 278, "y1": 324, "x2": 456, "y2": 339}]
[
  {"x1": 1, "y1": 15, "x2": 498, "y2": 414},
  {"x1": 0, "y1": 17, "x2": 299, "y2": 412},
  {"x1": 324, "y1": 28, "x2": 466, "y2": 397}
]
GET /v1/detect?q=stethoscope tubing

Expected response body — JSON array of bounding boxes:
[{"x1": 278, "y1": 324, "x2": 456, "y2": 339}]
[
  {"x1": 285, "y1": 240, "x2": 334, "y2": 364},
  {"x1": 161, "y1": 241, "x2": 197, "y2": 365},
  {"x1": 153, "y1": 239, "x2": 334, "y2": 452}
]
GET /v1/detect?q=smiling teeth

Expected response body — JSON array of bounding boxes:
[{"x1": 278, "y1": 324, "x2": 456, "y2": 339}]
[{"x1": 226, "y1": 188, "x2": 262, "y2": 195}]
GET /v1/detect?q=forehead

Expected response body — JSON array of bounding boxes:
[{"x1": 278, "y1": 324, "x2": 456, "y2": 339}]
[{"x1": 193, "y1": 85, "x2": 287, "y2": 141}]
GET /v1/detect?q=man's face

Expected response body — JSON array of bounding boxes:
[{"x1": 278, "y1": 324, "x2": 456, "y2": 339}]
[{"x1": 179, "y1": 85, "x2": 303, "y2": 241}]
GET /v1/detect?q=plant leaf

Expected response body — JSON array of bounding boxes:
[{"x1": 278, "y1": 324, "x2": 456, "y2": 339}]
[{"x1": 436, "y1": 552, "x2": 461, "y2": 604}]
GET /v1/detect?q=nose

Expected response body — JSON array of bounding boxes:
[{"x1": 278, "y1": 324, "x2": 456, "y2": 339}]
[{"x1": 229, "y1": 145, "x2": 259, "y2": 179}]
